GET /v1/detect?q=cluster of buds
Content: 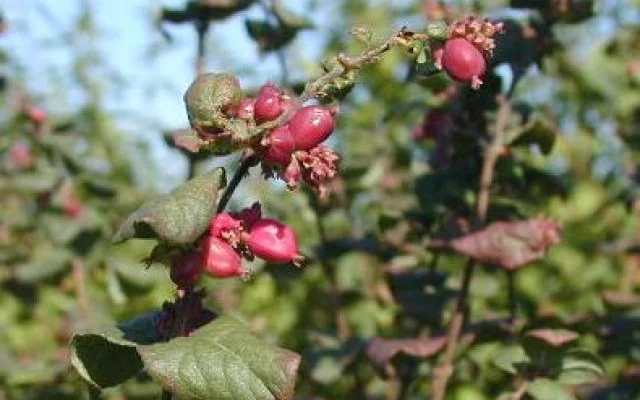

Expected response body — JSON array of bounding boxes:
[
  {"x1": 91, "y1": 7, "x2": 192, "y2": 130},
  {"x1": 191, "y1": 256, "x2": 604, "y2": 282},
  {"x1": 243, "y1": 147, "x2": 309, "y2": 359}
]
[
  {"x1": 156, "y1": 289, "x2": 217, "y2": 338},
  {"x1": 434, "y1": 17, "x2": 504, "y2": 89},
  {"x1": 168, "y1": 202, "x2": 303, "y2": 288}
]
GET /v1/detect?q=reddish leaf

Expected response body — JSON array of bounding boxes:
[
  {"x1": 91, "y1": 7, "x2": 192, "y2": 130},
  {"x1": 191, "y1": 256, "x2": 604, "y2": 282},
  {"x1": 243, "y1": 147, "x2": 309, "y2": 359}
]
[
  {"x1": 602, "y1": 290, "x2": 640, "y2": 307},
  {"x1": 449, "y1": 216, "x2": 562, "y2": 270},
  {"x1": 366, "y1": 336, "x2": 447, "y2": 369},
  {"x1": 526, "y1": 328, "x2": 579, "y2": 347}
]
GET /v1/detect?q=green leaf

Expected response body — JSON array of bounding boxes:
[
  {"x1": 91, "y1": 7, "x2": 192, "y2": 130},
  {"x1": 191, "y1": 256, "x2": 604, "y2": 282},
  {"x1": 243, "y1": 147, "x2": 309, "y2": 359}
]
[
  {"x1": 4, "y1": 170, "x2": 59, "y2": 192},
  {"x1": 15, "y1": 247, "x2": 73, "y2": 282},
  {"x1": 559, "y1": 349, "x2": 605, "y2": 385},
  {"x1": 510, "y1": 118, "x2": 557, "y2": 155},
  {"x1": 138, "y1": 316, "x2": 300, "y2": 400},
  {"x1": 70, "y1": 328, "x2": 143, "y2": 389},
  {"x1": 492, "y1": 345, "x2": 531, "y2": 375},
  {"x1": 526, "y1": 378, "x2": 575, "y2": 400},
  {"x1": 70, "y1": 311, "x2": 163, "y2": 388},
  {"x1": 113, "y1": 168, "x2": 226, "y2": 245}
]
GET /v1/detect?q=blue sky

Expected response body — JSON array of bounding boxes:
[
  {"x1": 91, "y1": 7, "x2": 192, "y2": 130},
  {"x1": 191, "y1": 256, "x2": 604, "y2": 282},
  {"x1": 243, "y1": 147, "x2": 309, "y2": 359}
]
[{"x1": 1, "y1": 0, "x2": 331, "y2": 183}]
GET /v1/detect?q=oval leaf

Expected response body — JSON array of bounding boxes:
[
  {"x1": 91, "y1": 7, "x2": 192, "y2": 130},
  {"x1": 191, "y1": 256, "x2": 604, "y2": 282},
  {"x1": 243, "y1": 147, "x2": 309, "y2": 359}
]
[
  {"x1": 138, "y1": 316, "x2": 300, "y2": 400},
  {"x1": 70, "y1": 311, "x2": 163, "y2": 388},
  {"x1": 450, "y1": 217, "x2": 562, "y2": 270},
  {"x1": 527, "y1": 378, "x2": 575, "y2": 400},
  {"x1": 113, "y1": 168, "x2": 226, "y2": 245}
]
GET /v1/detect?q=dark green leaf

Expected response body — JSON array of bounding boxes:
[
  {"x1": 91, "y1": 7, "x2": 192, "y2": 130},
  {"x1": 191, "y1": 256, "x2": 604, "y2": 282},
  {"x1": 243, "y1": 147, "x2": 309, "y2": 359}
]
[
  {"x1": 510, "y1": 118, "x2": 557, "y2": 155},
  {"x1": 492, "y1": 345, "x2": 530, "y2": 375},
  {"x1": 70, "y1": 328, "x2": 143, "y2": 389},
  {"x1": 70, "y1": 311, "x2": 163, "y2": 388},
  {"x1": 113, "y1": 168, "x2": 226, "y2": 245},
  {"x1": 272, "y1": 1, "x2": 313, "y2": 30},
  {"x1": 138, "y1": 316, "x2": 300, "y2": 400}
]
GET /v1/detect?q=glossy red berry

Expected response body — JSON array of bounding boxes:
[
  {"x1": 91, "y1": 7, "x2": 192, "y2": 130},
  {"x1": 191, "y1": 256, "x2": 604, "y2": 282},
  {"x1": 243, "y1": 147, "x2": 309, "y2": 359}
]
[
  {"x1": 263, "y1": 124, "x2": 295, "y2": 164},
  {"x1": 170, "y1": 251, "x2": 202, "y2": 288},
  {"x1": 249, "y1": 218, "x2": 299, "y2": 263},
  {"x1": 236, "y1": 97, "x2": 255, "y2": 120},
  {"x1": 201, "y1": 236, "x2": 244, "y2": 278},
  {"x1": 254, "y1": 83, "x2": 284, "y2": 123},
  {"x1": 439, "y1": 38, "x2": 486, "y2": 88},
  {"x1": 289, "y1": 105, "x2": 335, "y2": 151}
]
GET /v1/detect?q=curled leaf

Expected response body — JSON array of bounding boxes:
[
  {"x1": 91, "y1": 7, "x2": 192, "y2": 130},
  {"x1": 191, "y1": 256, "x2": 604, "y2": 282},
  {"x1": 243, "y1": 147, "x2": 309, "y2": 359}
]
[
  {"x1": 113, "y1": 168, "x2": 226, "y2": 245},
  {"x1": 450, "y1": 217, "x2": 562, "y2": 270},
  {"x1": 366, "y1": 336, "x2": 446, "y2": 371}
]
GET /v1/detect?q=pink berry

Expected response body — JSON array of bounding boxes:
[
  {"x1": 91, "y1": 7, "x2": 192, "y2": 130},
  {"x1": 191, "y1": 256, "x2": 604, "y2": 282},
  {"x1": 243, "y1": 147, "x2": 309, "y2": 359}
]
[
  {"x1": 263, "y1": 124, "x2": 295, "y2": 164},
  {"x1": 249, "y1": 218, "x2": 299, "y2": 263},
  {"x1": 236, "y1": 97, "x2": 255, "y2": 120},
  {"x1": 289, "y1": 105, "x2": 335, "y2": 151},
  {"x1": 26, "y1": 106, "x2": 46, "y2": 123},
  {"x1": 63, "y1": 195, "x2": 84, "y2": 219},
  {"x1": 201, "y1": 236, "x2": 243, "y2": 278},
  {"x1": 9, "y1": 144, "x2": 33, "y2": 168},
  {"x1": 170, "y1": 251, "x2": 202, "y2": 288},
  {"x1": 254, "y1": 83, "x2": 284, "y2": 123},
  {"x1": 439, "y1": 38, "x2": 486, "y2": 88}
]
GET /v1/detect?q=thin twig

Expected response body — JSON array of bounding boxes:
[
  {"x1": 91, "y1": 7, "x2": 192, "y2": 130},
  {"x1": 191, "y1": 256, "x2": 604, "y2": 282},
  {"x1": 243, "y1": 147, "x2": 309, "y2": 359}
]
[
  {"x1": 216, "y1": 153, "x2": 259, "y2": 213},
  {"x1": 310, "y1": 196, "x2": 351, "y2": 340},
  {"x1": 510, "y1": 380, "x2": 529, "y2": 400},
  {"x1": 72, "y1": 258, "x2": 90, "y2": 326},
  {"x1": 431, "y1": 96, "x2": 511, "y2": 400},
  {"x1": 195, "y1": 20, "x2": 209, "y2": 76},
  {"x1": 507, "y1": 271, "x2": 517, "y2": 322},
  {"x1": 299, "y1": 27, "x2": 424, "y2": 102}
]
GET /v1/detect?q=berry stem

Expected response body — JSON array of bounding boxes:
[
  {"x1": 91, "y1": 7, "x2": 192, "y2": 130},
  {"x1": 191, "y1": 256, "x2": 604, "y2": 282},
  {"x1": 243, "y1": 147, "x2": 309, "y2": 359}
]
[
  {"x1": 216, "y1": 152, "x2": 259, "y2": 213},
  {"x1": 431, "y1": 96, "x2": 511, "y2": 400}
]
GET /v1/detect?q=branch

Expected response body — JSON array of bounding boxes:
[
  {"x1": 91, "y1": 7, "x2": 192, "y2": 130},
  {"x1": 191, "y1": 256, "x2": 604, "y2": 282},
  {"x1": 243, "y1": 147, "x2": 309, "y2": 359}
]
[
  {"x1": 431, "y1": 96, "x2": 511, "y2": 400},
  {"x1": 216, "y1": 152, "x2": 260, "y2": 213},
  {"x1": 309, "y1": 195, "x2": 351, "y2": 340},
  {"x1": 299, "y1": 27, "x2": 426, "y2": 102}
]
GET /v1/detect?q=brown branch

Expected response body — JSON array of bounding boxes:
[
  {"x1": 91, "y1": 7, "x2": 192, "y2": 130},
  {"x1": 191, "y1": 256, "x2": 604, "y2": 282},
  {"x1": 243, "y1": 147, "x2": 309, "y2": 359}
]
[
  {"x1": 510, "y1": 380, "x2": 529, "y2": 400},
  {"x1": 195, "y1": 20, "x2": 209, "y2": 76},
  {"x1": 431, "y1": 96, "x2": 511, "y2": 400},
  {"x1": 72, "y1": 258, "x2": 91, "y2": 327}
]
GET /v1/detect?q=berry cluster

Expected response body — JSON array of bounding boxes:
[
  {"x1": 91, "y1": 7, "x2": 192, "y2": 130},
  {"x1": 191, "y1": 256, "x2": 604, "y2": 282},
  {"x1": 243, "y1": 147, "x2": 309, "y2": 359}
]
[
  {"x1": 184, "y1": 75, "x2": 341, "y2": 198},
  {"x1": 169, "y1": 202, "x2": 302, "y2": 288},
  {"x1": 434, "y1": 17, "x2": 504, "y2": 89},
  {"x1": 248, "y1": 82, "x2": 340, "y2": 198}
]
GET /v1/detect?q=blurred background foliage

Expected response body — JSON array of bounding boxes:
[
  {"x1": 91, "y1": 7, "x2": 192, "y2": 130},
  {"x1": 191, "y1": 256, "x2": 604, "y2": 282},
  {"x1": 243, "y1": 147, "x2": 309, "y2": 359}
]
[{"x1": 1, "y1": 0, "x2": 640, "y2": 399}]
